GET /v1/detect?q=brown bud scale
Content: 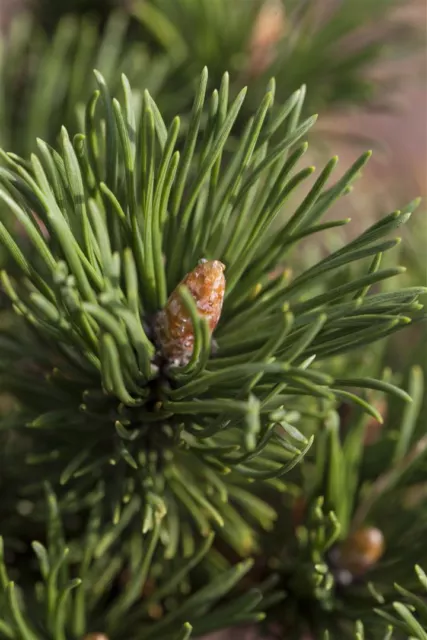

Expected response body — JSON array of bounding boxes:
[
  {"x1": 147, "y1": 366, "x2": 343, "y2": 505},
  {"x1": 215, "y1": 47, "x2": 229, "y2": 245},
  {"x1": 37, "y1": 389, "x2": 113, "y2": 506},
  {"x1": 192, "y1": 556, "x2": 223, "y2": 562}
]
[{"x1": 156, "y1": 260, "x2": 225, "y2": 365}]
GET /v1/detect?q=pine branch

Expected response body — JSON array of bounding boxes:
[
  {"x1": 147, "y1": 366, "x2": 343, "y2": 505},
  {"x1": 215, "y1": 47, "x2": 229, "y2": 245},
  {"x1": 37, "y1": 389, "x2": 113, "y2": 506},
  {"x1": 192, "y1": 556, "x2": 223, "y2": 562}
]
[
  {"x1": 0, "y1": 487, "x2": 281, "y2": 639},
  {"x1": 0, "y1": 69, "x2": 424, "y2": 637},
  {"x1": 260, "y1": 366, "x2": 427, "y2": 637},
  {"x1": 0, "y1": 66, "x2": 424, "y2": 530}
]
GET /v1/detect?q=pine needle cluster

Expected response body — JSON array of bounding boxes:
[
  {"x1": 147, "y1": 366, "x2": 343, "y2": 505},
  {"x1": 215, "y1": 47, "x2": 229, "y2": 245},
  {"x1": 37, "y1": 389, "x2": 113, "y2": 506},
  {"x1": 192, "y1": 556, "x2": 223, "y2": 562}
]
[{"x1": 0, "y1": 68, "x2": 425, "y2": 639}]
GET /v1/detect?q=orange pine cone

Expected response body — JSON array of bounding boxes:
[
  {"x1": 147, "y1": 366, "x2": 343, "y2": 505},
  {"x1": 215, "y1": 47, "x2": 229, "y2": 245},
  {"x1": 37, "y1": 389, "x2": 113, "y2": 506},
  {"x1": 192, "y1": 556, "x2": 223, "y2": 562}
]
[{"x1": 156, "y1": 259, "x2": 226, "y2": 365}]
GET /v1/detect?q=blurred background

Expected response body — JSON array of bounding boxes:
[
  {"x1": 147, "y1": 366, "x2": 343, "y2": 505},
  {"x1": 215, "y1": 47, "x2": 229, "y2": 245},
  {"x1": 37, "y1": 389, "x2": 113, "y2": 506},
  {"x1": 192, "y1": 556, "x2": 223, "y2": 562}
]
[{"x1": 0, "y1": 0, "x2": 425, "y2": 210}]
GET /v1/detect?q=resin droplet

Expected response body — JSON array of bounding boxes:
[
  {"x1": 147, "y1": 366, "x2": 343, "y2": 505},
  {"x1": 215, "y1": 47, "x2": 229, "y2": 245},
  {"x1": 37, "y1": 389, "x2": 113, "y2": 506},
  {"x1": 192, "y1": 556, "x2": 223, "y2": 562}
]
[
  {"x1": 156, "y1": 260, "x2": 225, "y2": 365},
  {"x1": 338, "y1": 526, "x2": 385, "y2": 576}
]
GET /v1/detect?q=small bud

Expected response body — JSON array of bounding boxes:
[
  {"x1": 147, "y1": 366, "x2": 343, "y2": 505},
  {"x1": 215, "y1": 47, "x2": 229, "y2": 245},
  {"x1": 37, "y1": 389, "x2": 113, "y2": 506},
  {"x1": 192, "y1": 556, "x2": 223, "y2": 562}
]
[
  {"x1": 338, "y1": 527, "x2": 385, "y2": 576},
  {"x1": 156, "y1": 260, "x2": 225, "y2": 365}
]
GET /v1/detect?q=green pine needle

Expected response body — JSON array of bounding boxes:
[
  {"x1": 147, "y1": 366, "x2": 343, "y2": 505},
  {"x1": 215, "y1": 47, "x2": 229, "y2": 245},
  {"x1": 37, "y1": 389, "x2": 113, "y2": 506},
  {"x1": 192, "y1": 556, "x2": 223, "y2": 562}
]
[{"x1": 0, "y1": 68, "x2": 425, "y2": 638}]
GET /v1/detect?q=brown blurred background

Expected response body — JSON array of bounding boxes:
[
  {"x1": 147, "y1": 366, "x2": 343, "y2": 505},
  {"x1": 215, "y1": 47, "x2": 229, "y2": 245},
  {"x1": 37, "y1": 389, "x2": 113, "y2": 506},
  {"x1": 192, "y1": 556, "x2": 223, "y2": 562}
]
[
  {"x1": 319, "y1": 0, "x2": 426, "y2": 218},
  {"x1": 1, "y1": 0, "x2": 425, "y2": 218}
]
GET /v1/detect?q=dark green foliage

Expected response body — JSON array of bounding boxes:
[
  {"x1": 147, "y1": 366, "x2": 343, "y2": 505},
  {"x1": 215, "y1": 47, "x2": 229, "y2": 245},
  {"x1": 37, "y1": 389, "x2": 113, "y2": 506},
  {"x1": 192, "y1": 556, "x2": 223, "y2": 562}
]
[
  {"x1": 0, "y1": 486, "x2": 279, "y2": 639},
  {"x1": 259, "y1": 366, "x2": 427, "y2": 638},
  {"x1": 0, "y1": 69, "x2": 425, "y2": 637},
  {"x1": 376, "y1": 565, "x2": 427, "y2": 639}
]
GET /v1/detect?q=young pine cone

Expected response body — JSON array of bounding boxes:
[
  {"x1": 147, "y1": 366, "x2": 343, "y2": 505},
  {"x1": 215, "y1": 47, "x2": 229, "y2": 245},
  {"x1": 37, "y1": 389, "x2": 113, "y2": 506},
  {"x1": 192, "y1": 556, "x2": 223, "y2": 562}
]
[{"x1": 155, "y1": 259, "x2": 225, "y2": 366}]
